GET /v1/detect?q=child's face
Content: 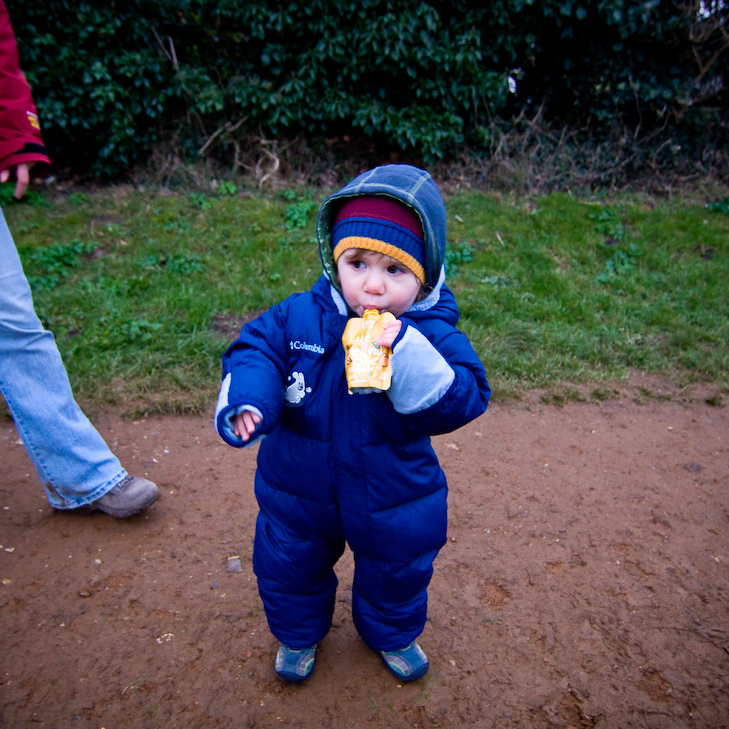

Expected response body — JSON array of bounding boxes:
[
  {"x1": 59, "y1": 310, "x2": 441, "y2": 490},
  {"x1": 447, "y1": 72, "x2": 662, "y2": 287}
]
[{"x1": 336, "y1": 248, "x2": 423, "y2": 318}]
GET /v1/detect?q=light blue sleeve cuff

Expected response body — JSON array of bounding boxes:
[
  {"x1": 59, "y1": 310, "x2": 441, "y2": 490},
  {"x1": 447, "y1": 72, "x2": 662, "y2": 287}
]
[
  {"x1": 214, "y1": 373, "x2": 264, "y2": 446},
  {"x1": 387, "y1": 325, "x2": 455, "y2": 414}
]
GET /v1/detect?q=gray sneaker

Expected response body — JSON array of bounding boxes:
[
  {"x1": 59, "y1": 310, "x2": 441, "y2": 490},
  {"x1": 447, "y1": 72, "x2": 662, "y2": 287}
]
[{"x1": 89, "y1": 475, "x2": 160, "y2": 518}]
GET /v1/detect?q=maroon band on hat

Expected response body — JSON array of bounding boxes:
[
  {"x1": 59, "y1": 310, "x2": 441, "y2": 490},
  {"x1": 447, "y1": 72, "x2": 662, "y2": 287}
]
[{"x1": 334, "y1": 197, "x2": 424, "y2": 240}]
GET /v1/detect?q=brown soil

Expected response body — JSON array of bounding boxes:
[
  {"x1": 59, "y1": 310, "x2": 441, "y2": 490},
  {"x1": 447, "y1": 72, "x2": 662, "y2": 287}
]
[{"x1": 2, "y1": 376, "x2": 728, "y2": 729}]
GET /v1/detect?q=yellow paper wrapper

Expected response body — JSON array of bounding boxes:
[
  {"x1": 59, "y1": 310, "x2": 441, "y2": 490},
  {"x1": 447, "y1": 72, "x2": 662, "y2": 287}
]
[{"x1": 342, "y1": 309, "x2": 396, "y2": 394}]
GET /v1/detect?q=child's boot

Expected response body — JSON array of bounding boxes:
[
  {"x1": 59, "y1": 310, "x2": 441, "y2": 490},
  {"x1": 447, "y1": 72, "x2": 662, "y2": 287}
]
[
  {"x1": 380, "y1": 641, "x2": 429, "y2": 681},
  {"x1": 274, "y1": 643, "x2": 317, "y2": 682}
]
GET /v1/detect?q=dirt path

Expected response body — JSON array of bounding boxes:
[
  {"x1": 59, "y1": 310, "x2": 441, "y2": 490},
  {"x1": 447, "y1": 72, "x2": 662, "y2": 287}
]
[{"x1": 1, "y1": 378, "x2": 728, "y2": 729}]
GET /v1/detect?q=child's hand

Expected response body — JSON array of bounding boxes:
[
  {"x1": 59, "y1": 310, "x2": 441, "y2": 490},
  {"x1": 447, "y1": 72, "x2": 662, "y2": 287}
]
[
  {"x1": 233, "y1": 410, "x2": 262, "y2": 442},
  {"x1": 376, "y1": 319, "x2": 402, "y2": 349}
]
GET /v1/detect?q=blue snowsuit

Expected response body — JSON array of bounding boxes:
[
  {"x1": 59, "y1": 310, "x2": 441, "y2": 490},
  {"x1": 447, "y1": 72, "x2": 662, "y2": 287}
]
[{"x1": 215, "y1": 164, "x2": 490, "y2": 651}]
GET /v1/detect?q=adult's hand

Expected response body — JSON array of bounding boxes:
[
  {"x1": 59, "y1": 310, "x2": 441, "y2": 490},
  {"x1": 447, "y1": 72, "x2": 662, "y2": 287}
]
[{"x1": 0, "y1": 161, "x2": 34, "y2": 199}]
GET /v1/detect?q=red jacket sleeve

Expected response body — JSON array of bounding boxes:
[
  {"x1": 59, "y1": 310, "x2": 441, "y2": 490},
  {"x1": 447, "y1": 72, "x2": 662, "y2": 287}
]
[{"x1": 0, "y1": 0, "x2": 50, "y2": 173}]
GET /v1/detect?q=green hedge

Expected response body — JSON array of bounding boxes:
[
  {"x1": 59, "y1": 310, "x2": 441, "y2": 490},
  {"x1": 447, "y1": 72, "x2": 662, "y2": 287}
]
[{"x1": 8, "y1": 0, "x2": 727, "y2": 177}]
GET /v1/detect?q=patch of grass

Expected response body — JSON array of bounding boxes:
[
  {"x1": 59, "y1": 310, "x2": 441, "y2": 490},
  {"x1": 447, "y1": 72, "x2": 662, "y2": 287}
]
[
  {"x1": 707, "y1": 196, "x2": 729, "y2": 214},
  {"x1": 19, "y1": 238, "x2": 99, "y2": 290},
  {"x1": 283, "y1": 198, "x2": 317, "y2": 230},
  {"x1": 448, "y1": 191, "x2": 729, "y2": 393},
  {"x1": 444, "y1": 241, "x2": 474, "y2": 276},
  {"x1": 540, "y1": 387, "x2": 587, "y2": 407},
  {"x1": 590, "y1": 387, "x2": 621, "y2": 402},
  {"x1": 6, "y1": 184, "x2": 320, "y2": 413},
  {"x1": 635, "y1": 386, "x2": 674, "y2": 403},
  {"x1": 4, "y1": 183, "x2": 728, "y2": 413}
]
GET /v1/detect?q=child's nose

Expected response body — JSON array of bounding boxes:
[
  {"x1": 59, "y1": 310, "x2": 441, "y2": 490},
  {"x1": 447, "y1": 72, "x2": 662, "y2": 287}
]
[{"x1": 363, "y1": 270, "x2": 385, "y2": 294}]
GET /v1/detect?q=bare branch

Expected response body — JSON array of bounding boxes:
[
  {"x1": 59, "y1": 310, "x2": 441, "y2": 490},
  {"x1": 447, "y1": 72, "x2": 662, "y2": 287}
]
[
  {"x1": 168, "y1": 36, "x2": 179, "y2": 71},
  {"x1": 197, "y1": 116, "x2": 249, "y2": 156},
  {"x1": 151, "y1": 26, "x2": 172, "y2": 63}
]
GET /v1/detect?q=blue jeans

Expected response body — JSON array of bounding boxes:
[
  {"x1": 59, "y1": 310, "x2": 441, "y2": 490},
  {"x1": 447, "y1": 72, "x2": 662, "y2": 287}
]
[{"x1": 0, "y1": 207, "x2": 127, "y2": 509}]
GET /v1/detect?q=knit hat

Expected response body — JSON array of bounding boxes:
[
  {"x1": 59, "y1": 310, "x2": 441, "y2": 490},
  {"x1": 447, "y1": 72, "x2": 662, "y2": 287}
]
[{"x1": 331, "y1": 196, "x2": 426, "y2": 284}]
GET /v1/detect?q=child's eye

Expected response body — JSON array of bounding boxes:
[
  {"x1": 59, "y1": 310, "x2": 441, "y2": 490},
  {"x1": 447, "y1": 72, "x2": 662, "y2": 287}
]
[
  {"x1": 387, "y1": 264, "x2": 404, "y2": 274},
  {"x1": 351, "y1": 260, "x2": 365, "y2": 270}
]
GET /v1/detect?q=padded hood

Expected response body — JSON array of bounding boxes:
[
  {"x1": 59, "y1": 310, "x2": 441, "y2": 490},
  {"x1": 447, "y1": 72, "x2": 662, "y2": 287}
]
[{"x1": 317, "y1": 164, "x2": 447, "y2": 297}]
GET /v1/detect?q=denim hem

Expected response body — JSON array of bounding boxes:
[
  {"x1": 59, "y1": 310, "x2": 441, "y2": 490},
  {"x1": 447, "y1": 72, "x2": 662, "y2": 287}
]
[{"x1": 46, "y1": 469, "x2": 129, "y2": 510}]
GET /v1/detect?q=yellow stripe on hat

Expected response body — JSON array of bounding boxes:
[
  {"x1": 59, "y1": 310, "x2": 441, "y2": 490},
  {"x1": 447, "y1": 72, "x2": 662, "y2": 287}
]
[{"x1": 332, "y1": 236, "x2": 426, "y2": 284}]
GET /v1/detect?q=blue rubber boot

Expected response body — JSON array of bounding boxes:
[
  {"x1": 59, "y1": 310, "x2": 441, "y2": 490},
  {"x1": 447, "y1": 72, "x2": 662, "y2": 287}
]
[
  {"x1": 380, "y1": 641, "x2": 429, "y2": 681},
  {"x1": 274, "y1": 643, "x2": 317, "y2": 683}
]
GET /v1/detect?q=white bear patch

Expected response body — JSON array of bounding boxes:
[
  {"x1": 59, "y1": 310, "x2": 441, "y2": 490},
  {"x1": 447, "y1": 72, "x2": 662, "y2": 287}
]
[{"x1": 284, "y1": 371, "x2": 311, "y2": 406}]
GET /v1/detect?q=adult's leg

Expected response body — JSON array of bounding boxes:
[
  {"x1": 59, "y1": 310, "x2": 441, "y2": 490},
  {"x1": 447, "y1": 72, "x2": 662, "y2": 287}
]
[{"x1": 0, "y1": 207, "x2": 127, "y2": 509}]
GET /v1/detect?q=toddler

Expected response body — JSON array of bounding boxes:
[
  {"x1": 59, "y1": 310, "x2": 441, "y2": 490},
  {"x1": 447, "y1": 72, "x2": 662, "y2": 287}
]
[{"x1": 215, "y1": 164, "x2": 490, "y2": 682}]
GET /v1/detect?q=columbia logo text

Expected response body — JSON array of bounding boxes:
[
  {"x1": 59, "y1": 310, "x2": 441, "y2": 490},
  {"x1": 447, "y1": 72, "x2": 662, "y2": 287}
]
[{"x1": 289, "y1": 340, "x2": 325, "y2": 355}]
